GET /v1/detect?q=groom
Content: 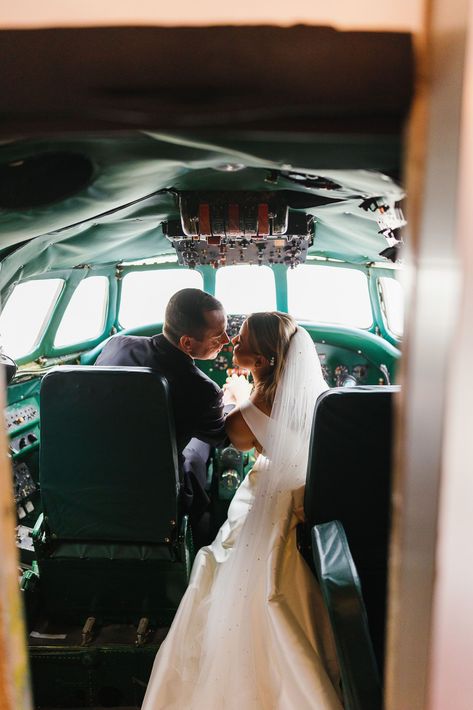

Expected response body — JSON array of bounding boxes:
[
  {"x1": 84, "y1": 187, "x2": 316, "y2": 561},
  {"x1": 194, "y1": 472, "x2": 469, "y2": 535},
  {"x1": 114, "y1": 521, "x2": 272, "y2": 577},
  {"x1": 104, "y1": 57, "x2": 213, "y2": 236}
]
[{"x1": 96, "y1": 288, "x2": 232, "y2": 545}]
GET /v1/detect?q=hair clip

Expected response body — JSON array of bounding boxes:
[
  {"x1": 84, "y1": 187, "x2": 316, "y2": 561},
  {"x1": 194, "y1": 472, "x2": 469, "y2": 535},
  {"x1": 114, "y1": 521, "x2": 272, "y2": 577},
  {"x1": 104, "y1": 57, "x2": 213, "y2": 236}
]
[{"x1": 269, "y1": 356, "x2": 275, "y2": 367}]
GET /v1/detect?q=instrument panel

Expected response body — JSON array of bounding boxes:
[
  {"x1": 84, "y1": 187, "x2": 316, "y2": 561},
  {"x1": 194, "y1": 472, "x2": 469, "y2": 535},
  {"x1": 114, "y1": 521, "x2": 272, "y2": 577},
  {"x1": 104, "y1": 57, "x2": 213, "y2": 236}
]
[
  {"x1": 4, "y1": 393, "x2": 41, "y2": 538},
  {"x1": 201, "y1": 314, "x2": 390, "y2": 387},
  {"x1": 5, "y1": 397, "x2": 41, "y2": 455},
  {"x1": 6, "y1": 398, "x2": 39, "y2": 434}
]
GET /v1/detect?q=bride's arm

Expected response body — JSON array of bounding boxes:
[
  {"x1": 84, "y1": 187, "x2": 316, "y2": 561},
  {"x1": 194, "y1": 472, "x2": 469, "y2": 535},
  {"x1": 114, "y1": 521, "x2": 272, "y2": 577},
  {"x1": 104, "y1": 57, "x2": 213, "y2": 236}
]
[{"x1": 225, "y1": 408, "x2": 259, "y2": 452}]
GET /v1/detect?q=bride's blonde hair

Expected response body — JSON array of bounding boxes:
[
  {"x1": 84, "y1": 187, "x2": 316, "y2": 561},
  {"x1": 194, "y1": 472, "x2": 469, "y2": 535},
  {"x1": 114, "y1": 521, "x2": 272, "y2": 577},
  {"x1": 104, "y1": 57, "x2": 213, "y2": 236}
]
[{"x1": 246, "y1": 312, "x2": 298, "y2": 406}]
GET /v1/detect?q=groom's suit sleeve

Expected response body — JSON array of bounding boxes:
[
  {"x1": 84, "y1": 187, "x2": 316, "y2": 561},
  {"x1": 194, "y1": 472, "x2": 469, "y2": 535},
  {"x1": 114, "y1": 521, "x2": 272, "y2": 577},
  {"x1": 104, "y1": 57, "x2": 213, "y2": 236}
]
[{"x1": 190, "y1": 379, "x2": 230, "y2": 447}]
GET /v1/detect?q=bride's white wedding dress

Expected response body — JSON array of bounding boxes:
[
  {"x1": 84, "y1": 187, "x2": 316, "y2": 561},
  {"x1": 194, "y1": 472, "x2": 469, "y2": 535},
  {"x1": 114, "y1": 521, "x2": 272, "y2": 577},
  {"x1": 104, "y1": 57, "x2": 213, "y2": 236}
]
[{"x1": 142, "y1": 330, "x2": 343, "y2": 710}]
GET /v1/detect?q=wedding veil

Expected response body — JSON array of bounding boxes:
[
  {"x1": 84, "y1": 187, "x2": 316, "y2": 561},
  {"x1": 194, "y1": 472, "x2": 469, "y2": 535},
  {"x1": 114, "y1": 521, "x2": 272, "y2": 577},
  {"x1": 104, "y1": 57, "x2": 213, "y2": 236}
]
[{"x1": 191, "y1": 326, "x2": 329, "y2": 705}]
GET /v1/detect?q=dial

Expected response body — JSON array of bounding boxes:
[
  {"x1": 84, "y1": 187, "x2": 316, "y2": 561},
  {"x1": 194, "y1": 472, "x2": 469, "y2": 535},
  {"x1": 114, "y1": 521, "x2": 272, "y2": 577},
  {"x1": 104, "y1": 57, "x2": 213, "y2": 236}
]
[
  {"x1": 334, "y1": 365, "x2": 350, "y2": 387},
  {"x1": 213, "y1": 354, "x2": 228, "y2": 372},
  {"x1": 352, "y1": 364, "x2": 368, "y2": 382}
]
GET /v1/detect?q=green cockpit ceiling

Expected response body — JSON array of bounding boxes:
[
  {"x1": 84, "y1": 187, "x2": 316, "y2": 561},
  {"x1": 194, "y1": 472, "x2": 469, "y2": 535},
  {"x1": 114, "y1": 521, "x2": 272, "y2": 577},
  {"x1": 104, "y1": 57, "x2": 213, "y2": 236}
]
[{"x1": 0, "y1": 132, "x2": 404, "y2": 302}]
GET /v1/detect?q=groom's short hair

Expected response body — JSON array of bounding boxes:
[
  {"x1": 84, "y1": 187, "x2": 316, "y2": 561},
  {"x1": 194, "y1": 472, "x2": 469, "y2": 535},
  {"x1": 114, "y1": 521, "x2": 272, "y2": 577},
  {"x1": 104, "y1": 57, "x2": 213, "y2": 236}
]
[{"x1": 164, "y1": 288, "x2": 224, "y2": 345}]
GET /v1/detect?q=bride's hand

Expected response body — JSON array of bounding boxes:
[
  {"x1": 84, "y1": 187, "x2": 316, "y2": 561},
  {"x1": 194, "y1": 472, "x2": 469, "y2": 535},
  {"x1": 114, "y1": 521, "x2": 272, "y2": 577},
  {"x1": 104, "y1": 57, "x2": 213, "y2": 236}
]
[{"x1": 222, "y1": 374, "x2": 253, "y2": 406}]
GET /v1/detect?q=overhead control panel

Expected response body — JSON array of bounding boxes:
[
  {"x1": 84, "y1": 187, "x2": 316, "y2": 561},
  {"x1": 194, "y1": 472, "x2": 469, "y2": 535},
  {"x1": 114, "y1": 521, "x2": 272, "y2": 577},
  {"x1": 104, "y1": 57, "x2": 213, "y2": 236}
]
[{"x1": 164, "y1": 191, "x2": 314, "y2": 269}]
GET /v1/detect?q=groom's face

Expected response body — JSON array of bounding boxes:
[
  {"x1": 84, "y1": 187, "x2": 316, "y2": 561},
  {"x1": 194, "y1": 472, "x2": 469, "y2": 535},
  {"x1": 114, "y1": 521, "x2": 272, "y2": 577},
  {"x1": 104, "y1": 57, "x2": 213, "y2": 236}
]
[{"x1": 189, "y1": 308, "x2": 229, "y2": 360}]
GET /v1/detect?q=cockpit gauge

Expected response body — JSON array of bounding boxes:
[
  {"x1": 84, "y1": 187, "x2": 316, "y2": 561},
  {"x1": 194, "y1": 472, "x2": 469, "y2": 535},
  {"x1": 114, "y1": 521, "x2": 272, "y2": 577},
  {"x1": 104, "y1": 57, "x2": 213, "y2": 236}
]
[
  {"x1": 226, "y1": 314, "x2": 246, "y2": 339},
  {"x1": 213, "y1": 354, "x2": 228, "y2": 372},
  {"x1": 317, "y1": 352, "x2": 330, "y2": 383},
  {"x1": 334, "y1": 365, "x2": 350, "y2": 387},
  {"x1": 352, "y1": 364, "x2": 368, "y2": 382}
]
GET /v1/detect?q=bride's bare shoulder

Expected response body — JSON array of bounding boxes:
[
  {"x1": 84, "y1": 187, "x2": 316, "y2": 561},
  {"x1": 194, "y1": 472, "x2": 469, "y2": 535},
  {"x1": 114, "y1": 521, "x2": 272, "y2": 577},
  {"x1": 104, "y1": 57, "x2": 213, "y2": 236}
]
[{"x1": 225, "y1": 407, "x2": 260, "y2": 452}]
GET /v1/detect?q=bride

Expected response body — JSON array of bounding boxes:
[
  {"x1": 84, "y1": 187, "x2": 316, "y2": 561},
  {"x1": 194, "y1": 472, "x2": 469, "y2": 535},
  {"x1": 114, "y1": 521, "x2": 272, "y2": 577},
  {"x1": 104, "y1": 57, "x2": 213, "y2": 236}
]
[{"x1": 142, "y1": 312, "x2": 342, "y2": 709}]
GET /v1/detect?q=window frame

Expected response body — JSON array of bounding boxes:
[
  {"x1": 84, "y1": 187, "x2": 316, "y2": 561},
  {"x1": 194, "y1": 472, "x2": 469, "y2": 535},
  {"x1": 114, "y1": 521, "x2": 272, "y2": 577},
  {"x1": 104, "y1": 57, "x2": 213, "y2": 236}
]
[
  {"x1": 376, "y1": 272, "x2": 404, "y2": 342},
  {"x1": 4, "y1": 260, "x2": 399, "y2": 365}
]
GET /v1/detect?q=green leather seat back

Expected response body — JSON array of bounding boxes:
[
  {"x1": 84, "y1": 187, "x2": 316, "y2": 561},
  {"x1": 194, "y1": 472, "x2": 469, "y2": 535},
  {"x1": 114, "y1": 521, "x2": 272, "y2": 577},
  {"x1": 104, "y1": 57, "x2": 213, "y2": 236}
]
[
  {"x1": 312, "y1": 521, "x2": 382, "y2": 710},
  {"x1": 40, "y1": 366, "x2": 180, "y2": 544}
]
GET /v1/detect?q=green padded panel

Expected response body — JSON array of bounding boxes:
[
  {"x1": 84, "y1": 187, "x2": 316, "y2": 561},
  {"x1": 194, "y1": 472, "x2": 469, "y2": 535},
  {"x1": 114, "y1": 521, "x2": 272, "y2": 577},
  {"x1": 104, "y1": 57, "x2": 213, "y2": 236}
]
[
  {"x1": 28, "y1": 643, "x2": 159, "y2": 709},
  {"x1": 40, "y1": 366, "x2": 179, "y2": 544},
  {"x1": 49, "y1": 542, "x2": 173, "y2": 561},
  {"x1": 312, "y1": 521, "x2": 382, "y2": 710}
]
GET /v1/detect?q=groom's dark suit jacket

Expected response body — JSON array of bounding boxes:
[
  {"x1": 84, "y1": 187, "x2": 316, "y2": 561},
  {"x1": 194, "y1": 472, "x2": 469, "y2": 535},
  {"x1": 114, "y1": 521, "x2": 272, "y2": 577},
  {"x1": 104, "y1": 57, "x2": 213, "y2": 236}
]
[{"x1": 95, "y1": 333, "x2": 226, "y2": 455}]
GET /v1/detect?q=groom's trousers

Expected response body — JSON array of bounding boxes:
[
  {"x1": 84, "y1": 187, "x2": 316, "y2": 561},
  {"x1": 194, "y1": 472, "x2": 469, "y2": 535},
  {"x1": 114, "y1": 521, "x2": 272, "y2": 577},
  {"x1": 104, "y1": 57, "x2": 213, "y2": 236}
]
[{"x1": 181, "y1": 438, "x2": 212, "y2": 549}]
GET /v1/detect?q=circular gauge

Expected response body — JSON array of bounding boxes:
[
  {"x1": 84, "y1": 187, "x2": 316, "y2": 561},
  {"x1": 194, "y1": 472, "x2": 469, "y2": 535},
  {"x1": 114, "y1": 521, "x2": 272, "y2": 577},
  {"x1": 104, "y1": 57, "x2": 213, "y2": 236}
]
[
  {"x1": 213, "y1": 354, "x2": 228, "y2": 371},
  {"x1": 334, "y1": 365, "x2": 350, "y2": 387},
  {"x1": 352, "y1": 364, "x2": 368, "y2": 382}
]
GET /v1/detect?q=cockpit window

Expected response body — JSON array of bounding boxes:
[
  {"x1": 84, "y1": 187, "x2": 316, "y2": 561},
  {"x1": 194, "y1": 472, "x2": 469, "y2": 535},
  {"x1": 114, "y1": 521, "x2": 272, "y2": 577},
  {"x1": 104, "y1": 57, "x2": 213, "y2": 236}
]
[
  {"x1": 287, "y1": 264, "x2": 372, "y2": 328},
  {"x1": 379, "y1": 276, "x2": 404, "y2": 337},
  {"x1": 119, "y1": 269, "x2": 203, "y2": 328},
  {"x1": 0, "y1": 278, "x2": 64, "y2": 359},
  {"x1": 215, "y1": 265, "x2": 276, "y2": 313},
  {"x1": 54, "y1": 276, "x2": 109, "y2": 348}
]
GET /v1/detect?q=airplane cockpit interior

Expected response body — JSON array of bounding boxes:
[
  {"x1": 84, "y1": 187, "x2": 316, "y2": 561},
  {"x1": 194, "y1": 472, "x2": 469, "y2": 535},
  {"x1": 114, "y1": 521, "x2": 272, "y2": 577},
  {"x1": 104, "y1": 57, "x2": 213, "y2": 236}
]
[{"x1": 0, "y1": 21, "x2": 417, "y2": 710}]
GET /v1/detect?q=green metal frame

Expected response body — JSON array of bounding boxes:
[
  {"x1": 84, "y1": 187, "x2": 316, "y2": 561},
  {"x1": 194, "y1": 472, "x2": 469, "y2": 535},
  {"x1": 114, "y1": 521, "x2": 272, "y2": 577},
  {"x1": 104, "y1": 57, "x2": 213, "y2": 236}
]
[
  {"x1": 11, "y1": 260, "x2": 402, "y2": 368},
  {"x1": 10, "y1": 267, "x2": 117, "y2": 365}
]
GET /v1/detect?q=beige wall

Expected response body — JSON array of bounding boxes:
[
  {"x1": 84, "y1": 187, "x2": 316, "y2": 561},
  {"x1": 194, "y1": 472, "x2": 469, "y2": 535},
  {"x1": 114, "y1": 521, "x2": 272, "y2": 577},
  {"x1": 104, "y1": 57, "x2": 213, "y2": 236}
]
[
  {"x1": 428, "y1": 1, "x2": 473, "y2": 707},
  {"x1": 1, "y1": 1, "x2": 423, "y2": 31}
]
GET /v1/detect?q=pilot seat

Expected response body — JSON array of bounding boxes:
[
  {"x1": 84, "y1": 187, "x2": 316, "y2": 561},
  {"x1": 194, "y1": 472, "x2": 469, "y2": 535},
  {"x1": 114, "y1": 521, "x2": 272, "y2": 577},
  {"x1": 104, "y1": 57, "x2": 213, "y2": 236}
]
[
  {"x1": 302, "y1": 385, "x2": 399, "y2": 710},
  {"x1": 22, "y1": 366, "x2": 192, "y2": 636}
]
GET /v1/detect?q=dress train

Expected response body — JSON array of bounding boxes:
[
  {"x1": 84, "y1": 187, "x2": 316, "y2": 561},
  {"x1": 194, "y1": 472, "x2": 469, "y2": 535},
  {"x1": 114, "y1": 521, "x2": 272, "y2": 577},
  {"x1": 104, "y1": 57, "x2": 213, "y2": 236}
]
[{"x1": 141, "y1": 458, "x2": 342, "y2": 709}]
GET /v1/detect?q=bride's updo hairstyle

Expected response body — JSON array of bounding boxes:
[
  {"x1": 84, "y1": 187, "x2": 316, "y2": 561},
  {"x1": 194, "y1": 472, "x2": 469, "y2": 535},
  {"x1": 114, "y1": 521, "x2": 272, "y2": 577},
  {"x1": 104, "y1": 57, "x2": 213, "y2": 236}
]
[{"x1": 246, "y1": 312, "x2": 297, "y2": 406}]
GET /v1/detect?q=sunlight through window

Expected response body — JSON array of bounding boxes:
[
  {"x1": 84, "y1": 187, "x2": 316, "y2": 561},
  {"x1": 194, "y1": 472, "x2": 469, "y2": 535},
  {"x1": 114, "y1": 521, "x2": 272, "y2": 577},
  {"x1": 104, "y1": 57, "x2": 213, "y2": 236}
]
[
  {"x1": 288, "y1": 265, "x2": 372, "y2": 328},
  {"x1": 215, "y1": 265, "x2": 276, "y2": 313},
  {"x1": 119, "y1": 269, "x2": 203, "y2": 328},
  {"x1": 0, "y1": 279, "x2": 63, "y2": 359},
  {"x1": 54, "y1": 276, "x2": 109, "y2": 347}
]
